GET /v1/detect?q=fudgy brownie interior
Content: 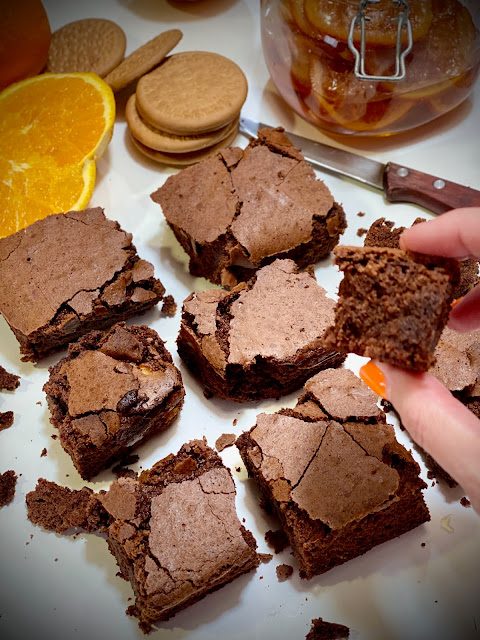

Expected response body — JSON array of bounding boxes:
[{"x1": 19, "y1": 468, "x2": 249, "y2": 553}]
[{"x1": 322, "y1": 245, "x2": 460, "y2": 371}]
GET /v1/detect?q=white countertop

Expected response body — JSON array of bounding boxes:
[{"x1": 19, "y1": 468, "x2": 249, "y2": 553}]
[{"x1": 1, "y1": 1, "x2": 479, "y2": 639}]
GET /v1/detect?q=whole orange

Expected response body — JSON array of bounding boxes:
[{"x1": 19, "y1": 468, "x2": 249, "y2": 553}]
[{"x1": 0, "y1": 0, "x2": 51, "y2": 91}]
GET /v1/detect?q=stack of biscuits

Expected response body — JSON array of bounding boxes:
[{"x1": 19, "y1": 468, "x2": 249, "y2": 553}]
[
  {"x1": 44, "y1": 19, "x2": 247, "y2": 166},
  {"x1": 126, "y1": 51, "x2": 247, "y2": 165}
]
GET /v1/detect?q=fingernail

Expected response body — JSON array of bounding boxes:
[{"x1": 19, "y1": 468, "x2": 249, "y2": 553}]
[
  {"x1": 359, "y1": 360, "x2": 387, "y2": 400},
  {"x1": 451, "y1": 296, "x2": 463, "y2": 308}
]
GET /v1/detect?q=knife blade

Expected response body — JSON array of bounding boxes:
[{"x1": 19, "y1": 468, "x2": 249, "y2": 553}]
[{"x1": 239, "y1": 117, "x2": 480, "y2": 215}]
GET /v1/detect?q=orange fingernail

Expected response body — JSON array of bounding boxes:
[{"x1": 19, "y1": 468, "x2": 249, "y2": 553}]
[
  {"x1": 451, "y1": 296, "x2": 463, "y2": 308},
  {"x1": 359, "y1": 361, "x2": 387, "y2": 400}
]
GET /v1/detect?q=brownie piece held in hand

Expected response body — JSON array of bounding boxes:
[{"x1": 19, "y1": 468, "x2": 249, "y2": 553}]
[
  {"x1": 151, "y1": 127, "x2": 346, "y2": 287},
  {"x1": 44, "y1": 322, "x2": 184, "y2": 480},
  {"x1": 364, "y1": 217, "x2": 478, "y2": 298},
  {"x1": 322, "y1": 245, "x2": 460, "y2": 371},
  {"x1": 236, "y1": 368, "x2": 430, "y2": 579},
  {"x1": 0, "y1": 207, "x2": 170, "y2": 361},
  {"x1": 177, "y1": 259, "x2": 345, "y2": 402}
]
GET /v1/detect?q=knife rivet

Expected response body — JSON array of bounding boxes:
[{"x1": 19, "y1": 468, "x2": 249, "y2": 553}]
[
  {"x1": 434, "y1": 179, "x2": 446, "y2": 190},
  {"x1": 397, "y1": 167, "x2": 409, "y2": 177}
]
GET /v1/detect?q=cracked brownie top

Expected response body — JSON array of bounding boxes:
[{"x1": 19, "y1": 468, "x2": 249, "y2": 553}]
[
  {"x1": 44, "y1": 322, "x2": 182, "y2": 432},
  {"x1": 0, "y1": 207, "x2": 168, "y2": 359},
  {"x1": 151, "y1": 127, "x2": 346, "y2": 287}
]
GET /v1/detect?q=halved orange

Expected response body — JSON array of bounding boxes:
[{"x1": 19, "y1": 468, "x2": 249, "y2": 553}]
[{"x1": 0, "y1": 73, "x2": 115, "y2": 237}]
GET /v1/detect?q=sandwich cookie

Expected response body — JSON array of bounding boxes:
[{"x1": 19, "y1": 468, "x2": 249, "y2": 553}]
[
  {"x1": 135, "y1": 51, "x2": 248, "y2": 135},
  {"x1": 104, "y1": 29, "x2": 183, "y2": 92},
  {"x1": 130, "y1": 126, "x2": 239, "y2": 166},
  {"x1": 45, "y1": 18, "x2": 126, "y2": 77},
  {"x1": 126, "y1": 94, "x2": 239, "y2": 154}
]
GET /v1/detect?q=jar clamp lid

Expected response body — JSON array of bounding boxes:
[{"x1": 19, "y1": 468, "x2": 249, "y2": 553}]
[{"x1": 348, "y1": 0, "x2": 413, "y2": 80}]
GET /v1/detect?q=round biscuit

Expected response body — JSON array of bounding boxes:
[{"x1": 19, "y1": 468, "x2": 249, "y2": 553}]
[
  {"x1": 46, "y1": 19, "x2": 126, "y2": 77},
  {"x1": 104, "y1": 29, "x2": 183, "y2": 93},
  {"x1": 130, "y1": 126, "x2": 240, "y2": 166},
  {"x1": 135, "y1": 51, "x2": 248, "y2": 135},
  {"x1": 126, "y1": 94, "x2": 239, "y2": 153}
]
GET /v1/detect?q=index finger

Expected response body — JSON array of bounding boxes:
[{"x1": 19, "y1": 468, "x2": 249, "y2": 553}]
[{"x1": 399, "y1": 208, "x2": 480, "y2": 260}]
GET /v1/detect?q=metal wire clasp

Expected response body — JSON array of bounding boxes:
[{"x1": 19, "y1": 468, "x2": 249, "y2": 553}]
[{"x1": 348, "y1": 0, "x2": 413, "y2": 81}]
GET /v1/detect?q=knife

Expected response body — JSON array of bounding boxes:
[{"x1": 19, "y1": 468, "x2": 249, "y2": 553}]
[{"x1": 239, "y1": 117, "x2": 480, "y2": 215}]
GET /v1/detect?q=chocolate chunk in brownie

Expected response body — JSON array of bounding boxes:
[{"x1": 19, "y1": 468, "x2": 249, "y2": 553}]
[
  {"x1": 265, "y1": 529, "x2": 290, "y2": 554},
  {"x1": 0, "y1": 365, "x2": 20, "y2": 390},
  {"x1": 102, "y1": 438, "x2": 260, "y2": 631},
  {"x1": 151, "y1": 127, "x2": 346, "y2": 288},
  {"x1": 322, "y1": 245, "x2": 460, "y2": 371},
  {"x1": 177, "y1": 259, "x2": 345, "y2": 402},
  {"x1": 26, "y1": 478, "x2": 109, "y2": 533},
  {"x1": 0, "y1": 470, "x2": 17, "y2": 508},
  {"x1": 0, "y1": 411, "x2": 14, "y2": 431},
  {"x1": 43, "y1": 322, "x2": 185, "y2": 480},
  {"x1": 0, "y1": 207, "x2": 171, "y2": 361},
  {"x1": 237, "y1": 368, "x2": 430, "y2": 579},
  {"x1": 306, "y1": 617, "x2": 350, "y2": 640},
  {"x1": 364, "y1": 217, "x2": 478, "y2": 299}
]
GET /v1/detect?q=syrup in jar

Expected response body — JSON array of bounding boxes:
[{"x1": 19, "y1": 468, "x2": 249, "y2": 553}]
[{"x1": 261, "y1": 0, "x2": 480, "y2": 135}]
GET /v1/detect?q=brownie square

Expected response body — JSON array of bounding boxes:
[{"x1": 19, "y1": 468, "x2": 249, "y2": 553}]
[
  {"x1": 322, "y1": 245, "x2": 460, "y2": 371},
  {"x1": 102, "y1": 439, "x2": 260, "y2": 631},
  {"x1": 364, "y1": 217, "x2": 479, "y2": 299},
  {"x1": 0, "y1": 207, "x2": 169, "y2": 361},
  {"x1": 151, "y1": 126, "x2": 346, "y2": 288},
  {"x1": 236, "y1": 368, "x2": 430, "y2": 579},
  {"x1": 43, "y1": 322, "x2": 184, "y2": 480},
  {"x1": 177, "y1": 259, "x2": 346, "y2": 402}
]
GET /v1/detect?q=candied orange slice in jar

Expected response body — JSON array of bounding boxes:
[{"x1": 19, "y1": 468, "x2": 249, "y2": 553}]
[
  {"x1": 309, "y1": 57, "x2": 415, "y2": 133},
  {"x1": 261, "y1": 0, "x2": 480, "y2": 136},
  {"x1": 303, "y1": 0, "x2": 433, "y2": 47}
]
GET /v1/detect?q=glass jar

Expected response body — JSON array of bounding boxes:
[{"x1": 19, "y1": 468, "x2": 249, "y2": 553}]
[{"x1": 260, "y1": 0, "x2": 480, "y2": 136}]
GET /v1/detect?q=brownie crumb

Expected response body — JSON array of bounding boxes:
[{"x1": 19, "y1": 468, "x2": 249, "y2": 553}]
[
  {"x1": 51, "y1": 434, "x2": 58, "y2": 440},
  {"x1": 276, "y1": 564, "x2": 294, "y2": 581},
  {"x1": 112, "y1": 465, "x2": 137, "y2": 479},
  {"x1": 0, "y1": 365, "x2": 20, "y2": 391},
  {"x1": 0, "y1": 411, "x2": 14, "y2": 431},
  {"x1": 26, "y1": 478, "x2": 109, "y2": 533},
  {"x1": 40, "y1": 448, "x2": 47, "y2": 457},
  {"x1": 421, "y1": 542, "x2": 426, "y2": 547},
  {"x1": 36, "y1": 401, "x2": 42, "y2": 406},
  {"x1": 306, "y1": 617, "x2": 350, "y2": 639},
  {"x1": 0, "y1": 470, "x2": 17, "y2": 507},
  {"x1": 112, "y1": 452, "x2": 140, "y2": 478},
  {"x1": 460, "y1": 497, "x2": 471, "y2": 508},
  {"x1": 357, "y1": 212, "x2": 365, "y2": 217},
  {"x1": 161, "y1": 294, "x2": 177, "y2": 316},
  {"x1": 233, "y1": 418, "x2": 237, "y2": 426},
  {"x1": 235, "y1": 466, "x2": 241, "y2": 473},
  {"x1": 259, "y1": 553, "x2": 273, "y2": 564},
  {"x1": 265, "y1": 529, "x2": 290, "y2": 554},
  {"x1": 215, "y1": 433, "x2": 237, "y2": 452},
  {"x1": 356, "y1": 228, "x2": 367, "y2": 237}
]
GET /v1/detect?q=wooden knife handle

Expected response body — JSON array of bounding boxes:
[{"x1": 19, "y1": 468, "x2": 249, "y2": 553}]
[{"x1": 383, "y1": 162, "x2": 480, "y2": 215}]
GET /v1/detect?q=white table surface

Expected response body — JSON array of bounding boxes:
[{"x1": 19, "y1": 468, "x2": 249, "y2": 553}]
[{"x1": 1, "y1": 1, "x2": 479, "y2": 639}]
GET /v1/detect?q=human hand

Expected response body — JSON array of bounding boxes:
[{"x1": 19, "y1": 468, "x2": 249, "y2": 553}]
[{"x1": 360, "y1": 208, "x2": 480, "y2": 513}]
